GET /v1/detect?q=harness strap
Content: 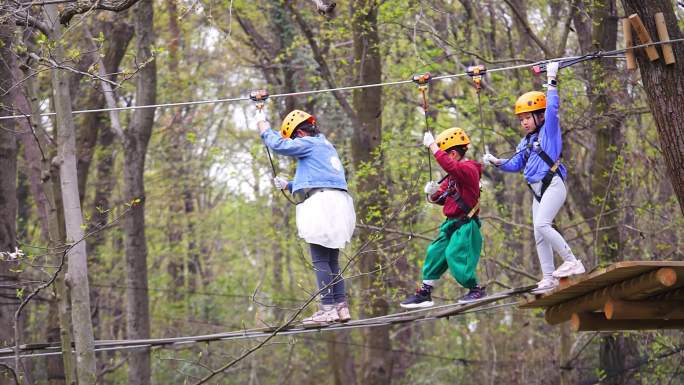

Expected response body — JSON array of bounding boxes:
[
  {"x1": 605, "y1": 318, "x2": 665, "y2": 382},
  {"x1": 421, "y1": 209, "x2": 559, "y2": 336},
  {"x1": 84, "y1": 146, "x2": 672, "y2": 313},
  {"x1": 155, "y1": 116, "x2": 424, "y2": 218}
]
[
  {"x1": 440, "y1": 178, "x2": 479, "y2": 220},
  {"x1": 527, "y1": 158, "x2": 562, "y2": 202},
  {"x1": 522, "y1": 136, "x2": 563, "y2": 203}
]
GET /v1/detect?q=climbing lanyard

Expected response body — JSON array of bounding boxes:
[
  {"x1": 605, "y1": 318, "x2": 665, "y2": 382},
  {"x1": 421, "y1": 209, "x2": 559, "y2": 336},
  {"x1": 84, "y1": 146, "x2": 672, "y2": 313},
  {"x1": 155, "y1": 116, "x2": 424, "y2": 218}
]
[
  {"x1": 249, "y1": 89, "x2": 297, "y2": 205},
  {"x1": 531, "y1": 52, "x2": 599, "y2": 75},
  {"x1": 467, "y1": 65, "x2": 487, "y2": 156},
  {"x1": 413, "y1": 72, "x2": 433, "y2": 181}
]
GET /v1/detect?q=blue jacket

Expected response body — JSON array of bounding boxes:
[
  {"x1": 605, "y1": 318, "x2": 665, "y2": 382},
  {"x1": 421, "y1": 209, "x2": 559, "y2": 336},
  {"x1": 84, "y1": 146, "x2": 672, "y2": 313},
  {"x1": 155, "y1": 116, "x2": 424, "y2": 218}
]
[
  {"x1": 260, "y1": 129, "x2": 348, "y2": 193},
  {"x1": 498, "y1": 88, "x2": 567, "y2": 183}
]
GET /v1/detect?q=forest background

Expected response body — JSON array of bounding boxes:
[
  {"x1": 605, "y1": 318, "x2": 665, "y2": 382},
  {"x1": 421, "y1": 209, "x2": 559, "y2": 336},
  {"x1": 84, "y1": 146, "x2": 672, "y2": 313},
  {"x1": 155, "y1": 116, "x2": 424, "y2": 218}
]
[{"x1": 1, "y1": 0, "x2": 684, "y2": 384}]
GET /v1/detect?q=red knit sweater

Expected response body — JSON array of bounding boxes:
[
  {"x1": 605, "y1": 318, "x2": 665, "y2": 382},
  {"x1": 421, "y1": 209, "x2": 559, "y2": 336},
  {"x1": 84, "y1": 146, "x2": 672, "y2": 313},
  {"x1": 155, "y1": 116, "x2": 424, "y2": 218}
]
[{"x1": 429, "y1": 150, "x2": 482, "y2": 219}]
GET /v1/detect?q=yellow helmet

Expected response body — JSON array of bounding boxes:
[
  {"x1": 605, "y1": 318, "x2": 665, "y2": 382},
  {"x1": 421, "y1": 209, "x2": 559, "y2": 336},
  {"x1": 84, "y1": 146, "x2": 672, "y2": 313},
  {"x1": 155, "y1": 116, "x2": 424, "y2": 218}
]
[
  {"x1": 435, "y1": 127, "x2": 470, "y2": 151},
  {"x1": 280, "y1": 110, "x2": 315, "y2": 138},
  {"x1": 515, "y1": 91, "x2": 546, "y2": 114}
]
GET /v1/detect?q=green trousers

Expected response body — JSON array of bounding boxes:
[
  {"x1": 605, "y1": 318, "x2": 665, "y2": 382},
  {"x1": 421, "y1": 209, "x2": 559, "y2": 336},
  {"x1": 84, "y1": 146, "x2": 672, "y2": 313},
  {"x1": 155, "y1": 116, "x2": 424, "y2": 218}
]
[{"x1": 422, "y1": 217, "x2": 482, "y2": 289}]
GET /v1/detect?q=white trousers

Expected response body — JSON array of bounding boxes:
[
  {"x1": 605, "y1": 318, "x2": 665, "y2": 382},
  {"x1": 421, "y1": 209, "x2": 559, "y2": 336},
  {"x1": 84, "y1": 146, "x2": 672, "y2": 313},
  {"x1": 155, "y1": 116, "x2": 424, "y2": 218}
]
[{"x1": 530, "y1": 175, "x2": 576, "y2": 278}]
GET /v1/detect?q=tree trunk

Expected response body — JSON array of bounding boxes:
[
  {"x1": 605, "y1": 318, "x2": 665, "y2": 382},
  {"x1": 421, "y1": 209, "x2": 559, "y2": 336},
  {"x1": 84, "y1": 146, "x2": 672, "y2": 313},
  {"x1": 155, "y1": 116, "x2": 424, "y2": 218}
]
[
  {"x1": 570, "y1": 0, "x2": 625, "y2": 264},
  {"x1": 123, "y1": 1, "x2": 156, "y2": 384},
  {"x1": 328, "y1": 333, "x2": 357, "y2": 385},
  {"x1": 620, "y1": 0, "x2": 684, "y2": 215},
  {"x1": 0, "y1": 21, "x2": 20, "y2": 385},
  {"x1": 44, "y1": 4, "x2": 98, "y2": 383},
  {"x1": 351, "y1": 1, "x2": 391, "y2": 384},
  {"x1": 45, "y1": 164, "x2": 77, "y2": 385},
  {"x1": 598, "y1": 334, "x2": 639, "y2": 385},
  {"x1": 16, "y1": 63, "x2": 77, "y2": 384}
]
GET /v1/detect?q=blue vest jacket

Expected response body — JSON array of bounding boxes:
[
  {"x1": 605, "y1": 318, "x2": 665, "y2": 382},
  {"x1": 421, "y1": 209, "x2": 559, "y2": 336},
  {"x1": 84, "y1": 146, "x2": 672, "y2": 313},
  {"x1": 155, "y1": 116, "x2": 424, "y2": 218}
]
[{"x1": 498, "y1": 88, "x2": 567, "y2": 183}]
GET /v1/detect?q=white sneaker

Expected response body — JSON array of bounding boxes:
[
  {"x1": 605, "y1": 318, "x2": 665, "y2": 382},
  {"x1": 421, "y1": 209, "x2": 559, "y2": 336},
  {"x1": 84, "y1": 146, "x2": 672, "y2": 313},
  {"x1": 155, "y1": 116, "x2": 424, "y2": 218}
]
[
  {"x1": 552, "y1": 260, "x2": 586, "y2": 278},
  {"x1": 302, "y1": 304, "x2": 339, "y2": 326},
  {"x1": 335, "y1": 302, "x2": 351, "y2": 323},
  {"x1": 531, "y1": 277, "x2": 559, "y2": 294}
]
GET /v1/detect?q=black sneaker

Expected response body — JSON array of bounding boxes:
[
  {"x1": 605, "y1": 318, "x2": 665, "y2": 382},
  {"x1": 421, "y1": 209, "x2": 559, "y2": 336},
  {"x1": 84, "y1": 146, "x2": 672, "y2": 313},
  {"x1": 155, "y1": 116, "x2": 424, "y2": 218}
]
[
  {"x1": 457, "y1": 286, "x2": 486, "y2": 304},
  {"x1": 400, "y1": 284, "x2": 434, "y2": 309}
]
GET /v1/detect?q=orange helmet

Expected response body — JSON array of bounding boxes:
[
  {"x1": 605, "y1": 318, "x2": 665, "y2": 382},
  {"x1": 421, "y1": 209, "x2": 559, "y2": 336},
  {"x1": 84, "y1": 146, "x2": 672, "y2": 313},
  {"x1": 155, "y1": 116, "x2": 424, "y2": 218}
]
[
  {"x1": 280, "y1": 110, "x2": 315, "y2": 138},
  {"x1": 514, "y1": 91, "x2": 546, "y2": 115},
  {"x1": 435, "y1": 127, "x2": 470, "y2": 151}
]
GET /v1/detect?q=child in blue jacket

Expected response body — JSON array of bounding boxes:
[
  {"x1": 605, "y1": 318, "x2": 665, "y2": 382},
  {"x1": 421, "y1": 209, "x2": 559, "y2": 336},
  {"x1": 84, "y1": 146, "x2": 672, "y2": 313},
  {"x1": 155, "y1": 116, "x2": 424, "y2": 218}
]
[
  {"x1": 257, "y1": 110, "x2": 356, "y2": 325},
  {"x1": 483, "y1": 62, "x2": 585, "y2": 293}
]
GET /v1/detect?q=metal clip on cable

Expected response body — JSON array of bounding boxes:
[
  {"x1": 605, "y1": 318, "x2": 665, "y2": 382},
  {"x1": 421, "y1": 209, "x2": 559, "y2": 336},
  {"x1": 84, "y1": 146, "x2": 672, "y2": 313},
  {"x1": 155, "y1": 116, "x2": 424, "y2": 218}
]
[
  {"x1": 530, "y1": 52, "x2": 599, "y2": 75},
  {"x1": 249, "y1": 89, "x2": 270, "y2": 112}
]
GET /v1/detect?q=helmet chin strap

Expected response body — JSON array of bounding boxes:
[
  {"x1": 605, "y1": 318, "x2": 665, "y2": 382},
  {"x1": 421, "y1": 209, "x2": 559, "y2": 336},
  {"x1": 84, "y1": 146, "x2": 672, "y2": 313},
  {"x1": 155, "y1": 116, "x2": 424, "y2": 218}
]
[{"x1": 532, "y1": 113, "x2": 543, "y2": 132}]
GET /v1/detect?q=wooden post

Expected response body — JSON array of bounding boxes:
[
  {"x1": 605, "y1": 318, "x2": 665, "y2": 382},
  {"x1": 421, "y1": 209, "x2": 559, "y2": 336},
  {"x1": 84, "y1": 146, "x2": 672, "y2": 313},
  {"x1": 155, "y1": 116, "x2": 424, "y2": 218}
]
[
  {"x1": 622, "y1": 18, "x2": 637, "y2": 70},
  {"x1": 571, "y1": 312, "x2": 684, "y2": 332},
  {"x1": 604, "y1": 300, "x2": 684, "y2": 320},
  {"x1": 654, "y1": 12, "x2": 675, "y2": 65},
  {"x1": 628, "y1": 13, "x2": 660, "y2": 61},
  {"x1": 545, "y1": 267, "x2": 679, "y2": 324}
]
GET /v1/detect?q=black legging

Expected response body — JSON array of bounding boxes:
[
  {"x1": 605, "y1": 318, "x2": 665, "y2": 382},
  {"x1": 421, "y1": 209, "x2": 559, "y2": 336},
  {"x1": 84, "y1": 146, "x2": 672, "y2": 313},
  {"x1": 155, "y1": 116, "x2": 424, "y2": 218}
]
[{"x1": 309, "y1": 243, "x2": 346, "y2": 305}]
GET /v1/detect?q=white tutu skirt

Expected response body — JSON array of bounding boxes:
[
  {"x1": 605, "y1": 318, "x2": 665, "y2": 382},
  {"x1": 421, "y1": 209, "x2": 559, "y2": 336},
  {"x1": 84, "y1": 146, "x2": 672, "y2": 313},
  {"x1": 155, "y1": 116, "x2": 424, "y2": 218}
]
[{"x1": 296, "y1": 190, "x2": 356, "y2": 249}]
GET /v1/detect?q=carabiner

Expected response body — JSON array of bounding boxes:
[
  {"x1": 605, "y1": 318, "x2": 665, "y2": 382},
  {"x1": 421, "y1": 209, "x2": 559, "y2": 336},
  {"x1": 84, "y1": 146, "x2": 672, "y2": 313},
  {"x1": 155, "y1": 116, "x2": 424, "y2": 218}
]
[
  {"x1": 249, "y1": 89, "x2": 270, "y2": 112},
  {"x1": 467, "y1": 65, "x2": 486, "y2": 93}
]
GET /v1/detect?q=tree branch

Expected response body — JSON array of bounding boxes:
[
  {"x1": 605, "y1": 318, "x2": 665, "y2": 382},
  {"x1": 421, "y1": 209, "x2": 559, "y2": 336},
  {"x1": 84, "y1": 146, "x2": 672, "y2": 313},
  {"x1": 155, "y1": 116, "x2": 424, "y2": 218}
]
[
  {"x1": 502, "y1": 0, "x2": 552, "y2": 57},
  {"x1": 12, "y1": 12, "x2": 51, "y2": 35},
  {"x1": 287, "y1": 4, "x2": 360, "y2": 126},
  {"x1": 59, "y1": 0, "x2": 141, "y2": 25}
]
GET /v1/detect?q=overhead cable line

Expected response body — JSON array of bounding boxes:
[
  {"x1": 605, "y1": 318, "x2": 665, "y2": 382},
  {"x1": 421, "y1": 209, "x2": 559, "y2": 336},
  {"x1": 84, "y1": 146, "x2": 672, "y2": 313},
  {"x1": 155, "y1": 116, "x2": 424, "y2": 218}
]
[{"x1": 1, "y1": 38, "x2": 683, "y2": 122}]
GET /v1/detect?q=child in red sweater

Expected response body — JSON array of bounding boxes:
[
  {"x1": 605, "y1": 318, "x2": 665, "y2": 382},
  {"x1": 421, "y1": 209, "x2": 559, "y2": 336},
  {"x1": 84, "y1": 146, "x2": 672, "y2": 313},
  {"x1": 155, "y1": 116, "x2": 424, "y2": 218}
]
[{"x1": 401, "y1": 127, "x2": 485, "y2": 308}]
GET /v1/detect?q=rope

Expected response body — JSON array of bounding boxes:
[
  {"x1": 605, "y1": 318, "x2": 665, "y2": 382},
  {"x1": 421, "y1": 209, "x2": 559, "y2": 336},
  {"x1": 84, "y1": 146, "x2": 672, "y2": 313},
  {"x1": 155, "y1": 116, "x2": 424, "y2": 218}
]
[
  {"x1": 0, "y1": 290, "x2": 528, "y2": 360},
  {"x1": 477, "y1": 91, "x2": 486, "y2": 155},
  {"x1": 415, "y1": 75, "x2": 433, "y2": 180},
  {"x1": 250, "y1": 90, "x2": 298, "y2": 205},
  {"x1": 2, "y1": 38, "x2": 682, "y2": 122}
]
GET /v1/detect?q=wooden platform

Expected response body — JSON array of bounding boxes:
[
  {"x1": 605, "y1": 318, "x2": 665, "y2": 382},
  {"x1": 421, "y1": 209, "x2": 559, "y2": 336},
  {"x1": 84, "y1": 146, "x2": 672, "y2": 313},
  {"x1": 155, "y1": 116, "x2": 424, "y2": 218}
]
[{"x1": 519, "y1": 261, "x2": 684, "y2": 331}]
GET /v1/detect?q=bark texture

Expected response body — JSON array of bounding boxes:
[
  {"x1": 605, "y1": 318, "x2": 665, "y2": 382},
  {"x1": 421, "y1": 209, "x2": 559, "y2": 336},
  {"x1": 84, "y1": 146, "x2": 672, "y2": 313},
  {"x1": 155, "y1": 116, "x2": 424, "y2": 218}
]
[
  {"x1": 123, "y1": 1, "x2": 157, "y2": 384},
  {"x1": 621, "y1": 0, "x2": 684, "y2": 215}
]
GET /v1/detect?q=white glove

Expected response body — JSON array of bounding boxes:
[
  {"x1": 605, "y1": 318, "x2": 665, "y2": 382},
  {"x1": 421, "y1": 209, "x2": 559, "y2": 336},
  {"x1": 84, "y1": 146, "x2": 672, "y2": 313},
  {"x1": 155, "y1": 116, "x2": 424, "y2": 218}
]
[
  {"x1": 257, "y1": 120, "x2": 270, "y2": 133},
  {"x1": 424, "y1": 181, "x2": 439, "y2": 195},
  {"x1": 423, "y1": 132, "x2": 435, "y2": 147},
  {"x1": 482, "y1": 153, "x2": 501, "y2": 166},
  {"x1": 273, "y1": 176, "x2": 289, "y2": 190},
  {"x1": 546, "y1": 61, "x2": 559, "y2": 79}
]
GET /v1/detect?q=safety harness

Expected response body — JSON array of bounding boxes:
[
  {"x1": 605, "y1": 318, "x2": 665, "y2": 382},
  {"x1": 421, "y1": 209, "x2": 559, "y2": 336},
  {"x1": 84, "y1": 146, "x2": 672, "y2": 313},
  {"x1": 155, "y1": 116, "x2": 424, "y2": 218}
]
[
  {"x1": 434, "y1": 177, "x2": 480, "y2": 223},
  {"x1": 522, "y1": 134, "x2": 562, "y2": 202}
]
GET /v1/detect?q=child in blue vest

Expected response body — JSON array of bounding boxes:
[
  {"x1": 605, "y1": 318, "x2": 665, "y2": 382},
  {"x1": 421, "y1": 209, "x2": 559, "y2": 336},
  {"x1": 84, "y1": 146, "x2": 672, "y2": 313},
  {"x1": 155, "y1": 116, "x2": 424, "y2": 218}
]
[
  {"x1": 483, "y1": 62, "x2": 585, "y2": 293},
  {"x1": 257, "y1": 110, "x2": 356, "y2": 325}
]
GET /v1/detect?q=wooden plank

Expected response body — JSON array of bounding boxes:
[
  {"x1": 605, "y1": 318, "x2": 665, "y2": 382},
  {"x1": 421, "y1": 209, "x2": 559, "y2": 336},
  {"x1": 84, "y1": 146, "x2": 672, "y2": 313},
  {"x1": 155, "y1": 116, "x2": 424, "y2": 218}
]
[
  {"x1": 622, "y1": 18, "x2": 637, "y2": 70},
  {"x1": 628, "y1": 13, "x2": 660, "y2": 61},
  {"x1": 544, "y1": 267, "x2": 680, "y2": 325},
  {"x1": 521, "y1": 261, "x2": 684, "y2": 309},
  {"x1": 604, "y1": 299, "x2": 684, "y2": 320},
  {"x1": 654, "y1": 12, "x2": 675, "y2": 64},
  {"x1": 571, "y1": 312, "x2": 684, "y2": 331}
]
